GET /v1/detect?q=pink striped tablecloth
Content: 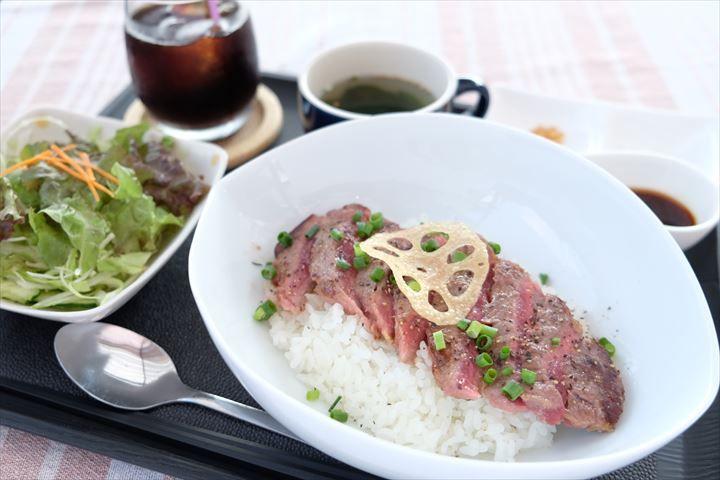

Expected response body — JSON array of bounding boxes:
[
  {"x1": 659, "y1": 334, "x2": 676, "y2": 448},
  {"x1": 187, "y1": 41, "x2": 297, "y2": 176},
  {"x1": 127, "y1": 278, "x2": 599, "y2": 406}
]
[{"x1": 1, "y1": 1, "x2": 718, "y2": 479}]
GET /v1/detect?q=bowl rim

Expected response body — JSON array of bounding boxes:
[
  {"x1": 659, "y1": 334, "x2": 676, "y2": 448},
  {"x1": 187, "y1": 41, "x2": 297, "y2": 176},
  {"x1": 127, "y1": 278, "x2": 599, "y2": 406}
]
[
  {"x1": 585, "y1": 151, "x2": 720, "y2": 234},
  {"x1": 0, "y1": 106, "x2": 228, "y2": 322},
  {"x1": 297, "y1": 40, "x2": 457, "y2": 121},
  {"x1": 189, "y1": 112, "x2": 719, "y2": 478}
]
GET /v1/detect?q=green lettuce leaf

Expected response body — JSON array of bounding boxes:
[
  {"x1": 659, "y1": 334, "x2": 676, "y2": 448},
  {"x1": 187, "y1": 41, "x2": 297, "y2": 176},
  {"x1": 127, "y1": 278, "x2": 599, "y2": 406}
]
[
  {"x1": 110, "y1": 123, "x2": 149, "y2": 150},
  {"x1": 28, "y1": 210, "x2": 72, "y2": 267},
  {"x1": 42, "y1": 197, "x2": 110, "y2": 272},
  {"x1": 98, "y1": 251, "x2": 153, "y2": 275},
  {"x1": 1, "y1": 177, "x2": 25, "y2": 221},
  {"x1": 20, "y1": 141, "x2": 50, "y2": 160},
  {"x1": 112, "y1": 161, "x2": 144, "y2": 200},
  {"x1": 101, "y1": 163, "x2": 182, "y2": 253}
]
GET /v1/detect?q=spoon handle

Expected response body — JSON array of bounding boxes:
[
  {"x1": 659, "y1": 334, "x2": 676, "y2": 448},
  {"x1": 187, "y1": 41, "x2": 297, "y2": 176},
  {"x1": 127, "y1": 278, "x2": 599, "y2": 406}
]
[{"x1": 180, "y1": 390, "x2": 302, "y2": 442}]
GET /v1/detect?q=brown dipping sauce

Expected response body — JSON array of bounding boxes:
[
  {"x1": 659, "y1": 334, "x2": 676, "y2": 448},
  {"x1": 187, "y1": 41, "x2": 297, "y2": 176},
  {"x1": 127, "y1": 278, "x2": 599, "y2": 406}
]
[{"x1": 632, "y1": 188, "x2": 696, "y2": 227}]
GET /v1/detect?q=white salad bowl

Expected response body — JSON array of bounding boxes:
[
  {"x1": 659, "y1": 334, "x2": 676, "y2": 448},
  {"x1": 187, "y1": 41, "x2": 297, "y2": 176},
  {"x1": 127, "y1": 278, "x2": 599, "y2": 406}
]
[
  {"x1": 188, "y1": 113, "x2": 718, "y2": 479},
  {"x1": 0, "y1": 108, "x2": 227, "y2": 323}
]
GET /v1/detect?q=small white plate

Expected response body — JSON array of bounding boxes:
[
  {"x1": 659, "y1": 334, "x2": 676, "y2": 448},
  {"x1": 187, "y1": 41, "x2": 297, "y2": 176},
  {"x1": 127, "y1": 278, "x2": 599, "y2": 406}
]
[
  {"x1": 0, "y1": 108, "x2": 227, "y2": 323},
  {"x1": 486, "y1": 86, "x2": 720, "y2": 180},
  {"x1": 189, "y1": 113, "x2": 718, "y2": 479}
]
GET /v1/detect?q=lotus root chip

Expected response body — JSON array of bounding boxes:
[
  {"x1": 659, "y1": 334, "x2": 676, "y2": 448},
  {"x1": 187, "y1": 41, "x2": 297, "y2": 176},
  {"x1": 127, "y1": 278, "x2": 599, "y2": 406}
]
[{"x1": 359, "y1": 223, "x2": 489, "y2": 325}]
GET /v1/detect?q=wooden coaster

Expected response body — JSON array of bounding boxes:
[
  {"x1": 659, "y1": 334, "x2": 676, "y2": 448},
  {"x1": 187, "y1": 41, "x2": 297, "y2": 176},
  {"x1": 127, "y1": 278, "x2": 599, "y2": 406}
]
[{"x1": 123, "y1": 84, "x2": 283, "y2": 169}]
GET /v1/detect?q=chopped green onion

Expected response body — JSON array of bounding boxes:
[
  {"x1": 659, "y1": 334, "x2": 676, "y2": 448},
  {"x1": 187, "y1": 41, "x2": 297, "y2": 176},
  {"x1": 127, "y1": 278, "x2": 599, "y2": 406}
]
[
  {"x1": 479, "y1": 324, "x2": 498, "y2": 338},
  {"x1": 598, "y1": 337, "x2": 615, "y2": 357},
  {"x1": 551, "y1": 337, "x2": 561, "y2": 347},
  {"x1": 277, "y1": 231, "x2": 293, "y2": 248},
  {"x1": 261, "y1": 262, "x2": 276, "y2": 280},
  {"x1": 501, "y1": 366, "x2": 513, "y2": 377},
  {"x1": 456, "y1": 319, "x2": 470, "y2": 331},
  {"x1": 466, "y1": 320, "x2": 482, "y2": 339},
  {"x1": 253, "y1": 300, "x2": 277, "y2": 321},
  {"x1": 330, "y1": 228, "x2": 345, "y2": 241},
  {"x1": 499, "y1": 346, "x2": 511, "y2": 360},
  {"x1": 306, "y1": 388, "x2": 320, "y2": 401},
  {"x1": 502, "y1": 380, "x2": 524, "y2": 401},
  {"x1": 328, "y1": 395, "x2": 342, "y2": 412},
  {"x1": 329, "y1": 409, "x2": 349, "y2": 423},
  {"x1": 475, "y1": 352, "x2": 493, "y2": 368},
  {"x1": 483, "y1": 368, "x2": 498, "y2": 384},
  {"x1": 432, "y1": 330, "x2": 446, "y2": 350},
  {"x1": 476, "y1": 334, "x2": 493, "y2": 351},
  {"x1": 388, "y1": 273, "x2": 397, "y2": 286},
  {"x1": 450, "y1": 251, "x2": 468, "y2": 263},
  {"x1": 407, "y1": 279, "x2": 421, "y2": 292},
  {"x1": 352, "y1": 210, "x2": 364, "y2": 222},
  {"x1": 356, "y1": 221, "x2": 374, "y2": 239},
  {"x1": 488, "y1": 241, "x2": 501, "y2": 255},
  {"x1": 352, "y1": 244, "x2": 371, "y2": 269},
  {"x1": 353, "y1": 256, "x2": 369, "y2": 270},
  {"x1": 539, "y1": 273, "x2": 549, "y2": 285},
  {"x1": 369, "y1": 267, "x2": 385, "y2": 283},
  {"x1": 421, "y1": 239, "x2": 440, "y2": 252},
  {"x1": 520, "y1": 368, "x2": 537, "y2": 385},
  {"x1": 305, "y1": 225, "x2": 320, "y2": 239},
  {"x1": 336, "y1": 258, "x2": 351, "y2": 270},
  {"x1": 370, "y1": 212, "x2": 384, "y2": 230}
]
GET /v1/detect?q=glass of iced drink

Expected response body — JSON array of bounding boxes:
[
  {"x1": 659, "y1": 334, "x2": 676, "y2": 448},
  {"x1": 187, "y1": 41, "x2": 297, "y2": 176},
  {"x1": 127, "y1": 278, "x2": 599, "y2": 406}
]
[{"x1": 125, "y1": 0, "x2": 259, "y2": 141}]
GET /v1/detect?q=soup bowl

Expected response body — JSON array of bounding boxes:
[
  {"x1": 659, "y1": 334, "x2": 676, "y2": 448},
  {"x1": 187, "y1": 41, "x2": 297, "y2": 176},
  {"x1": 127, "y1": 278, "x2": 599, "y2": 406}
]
[{"x1": 297, "y1": 41, "x2": 490, "y2": 130}]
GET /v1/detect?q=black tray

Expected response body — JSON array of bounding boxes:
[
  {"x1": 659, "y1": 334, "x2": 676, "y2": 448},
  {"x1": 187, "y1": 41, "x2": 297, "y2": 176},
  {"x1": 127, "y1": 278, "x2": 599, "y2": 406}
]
[{"x1": 1, "y1": 75, "x2": 718, "y2": 480}]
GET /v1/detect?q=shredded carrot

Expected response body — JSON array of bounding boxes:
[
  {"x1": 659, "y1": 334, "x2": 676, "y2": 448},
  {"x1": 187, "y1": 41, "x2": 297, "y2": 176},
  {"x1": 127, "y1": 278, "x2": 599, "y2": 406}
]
[
  {"x1": 51, "y1": 145, "x2": 88, "y2": 180},
  {"x1": 42, "y1": 156, "x2": 88, "y2": 182},
  {"x1": 79, "y1": 152, "x2": 99, "y2": 202},
  {"x1": 43, "y1": 156, "x2": 115, "y2": 198},
  {"x1": 51, "y1": 145, "x2": 105, "y2": 201},
  {"x1": 0, "y1": 157, "x2": 41, "y2": 177},
  {"x1": 89, "y1": 179, "x2": 114, "y2": 197},
  {"x1": 0, "y1": 144, "x2": 118, "y2": 200},
  {"x1": 87, "y1": 164, "x2": 119, "y2": 184},
  {"x1": 50, "y1": 144, "x2": 119, "y2": 184}
]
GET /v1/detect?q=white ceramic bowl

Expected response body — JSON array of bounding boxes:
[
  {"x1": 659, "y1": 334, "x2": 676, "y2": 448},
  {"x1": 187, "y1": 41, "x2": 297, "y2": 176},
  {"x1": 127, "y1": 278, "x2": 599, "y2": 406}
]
[
  {"x1": 586, "y1": 152, "x2": 720, "y2": 250},
  {"x1": 0, "y1": 108, "x2": 227, "y2": 322},
  {"x1": 189, "y1": 113, "x2": 718, "y2": 479}
]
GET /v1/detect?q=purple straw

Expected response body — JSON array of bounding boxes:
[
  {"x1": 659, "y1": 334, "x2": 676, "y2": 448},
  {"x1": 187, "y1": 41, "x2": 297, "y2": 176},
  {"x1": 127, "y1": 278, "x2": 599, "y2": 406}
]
[{"x1": 207, "y1": 0, "x2": 221, "y2": 24}]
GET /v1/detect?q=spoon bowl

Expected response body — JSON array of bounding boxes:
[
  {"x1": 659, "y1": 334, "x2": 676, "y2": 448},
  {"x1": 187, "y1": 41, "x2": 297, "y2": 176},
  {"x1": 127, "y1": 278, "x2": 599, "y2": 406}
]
[
  {"x1": 54, "y1": 322, "x2": 300, "y2": 441},
  {"x1": 54, "y1": 322, "x2": 192, "y2": 409}
]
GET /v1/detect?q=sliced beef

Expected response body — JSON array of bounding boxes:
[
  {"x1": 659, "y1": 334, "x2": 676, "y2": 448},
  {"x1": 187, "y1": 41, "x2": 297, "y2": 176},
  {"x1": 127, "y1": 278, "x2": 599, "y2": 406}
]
[
  {"x1": 479, "y1": 263, "x2": 624, "y2": 431},
  {"x1": 426, "y1": 325, "x2": 481, "y2": 400},
  {"x1": 393, "y1": 291, "x2": 430, "y2": 362},
  {"x1": 465, "y1": 241, "x2": 497, "y2": 321},
  {"x1": 309, "y1": 205, "x2": 371, "y2": 330},
  {"x1": 562, "y1": 338, "x2": 624, "y2": 431},
  {"x1": 521, "y1": 294, "x2": 624, "y2": 430},
  {"x1": 354, "y1": 222, "x2": 399, "y2": 341},
  {"x1": 480, "y1": 259, "x2": 544, "y2": 413},
  {"x1": 273, "y1": 214, "x2": 320, "y2": 313}
]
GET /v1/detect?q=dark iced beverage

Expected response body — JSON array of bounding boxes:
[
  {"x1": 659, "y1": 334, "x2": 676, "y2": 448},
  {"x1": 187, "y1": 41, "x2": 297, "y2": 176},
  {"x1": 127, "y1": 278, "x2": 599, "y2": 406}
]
[{"x1": 125, "y1": 0, "x2": 259, "y2": 140}]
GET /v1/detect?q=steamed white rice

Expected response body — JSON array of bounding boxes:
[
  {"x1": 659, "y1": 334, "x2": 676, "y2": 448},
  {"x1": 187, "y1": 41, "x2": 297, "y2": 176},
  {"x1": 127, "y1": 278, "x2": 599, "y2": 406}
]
[{"x1": 268, "y1": 295, "x2": 555, "y2": 461}]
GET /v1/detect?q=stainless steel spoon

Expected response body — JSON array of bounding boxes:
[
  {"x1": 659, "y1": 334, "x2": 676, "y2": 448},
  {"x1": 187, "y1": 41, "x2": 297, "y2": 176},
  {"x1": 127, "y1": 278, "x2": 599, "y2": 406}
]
[{"x1": 54, "y1": 322, "x2": 300, "y2": 442}]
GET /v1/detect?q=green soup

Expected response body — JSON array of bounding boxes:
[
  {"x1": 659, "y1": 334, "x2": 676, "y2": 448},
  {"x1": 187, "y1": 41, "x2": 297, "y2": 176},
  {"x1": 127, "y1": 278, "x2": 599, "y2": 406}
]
[{"x1": 321, "y1": 76, "x2": 436, "y2": 114}]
